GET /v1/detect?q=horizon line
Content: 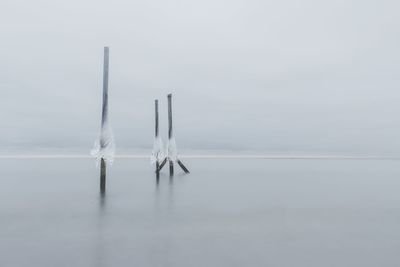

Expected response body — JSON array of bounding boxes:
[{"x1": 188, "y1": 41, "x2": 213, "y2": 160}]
[{"x1": 0, "y1": 154, "x2": 399, "y2": 160}]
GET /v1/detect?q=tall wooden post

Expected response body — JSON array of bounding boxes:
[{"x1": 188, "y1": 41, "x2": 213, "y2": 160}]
[
  {"x1": 100, "y1": 47, "x2": 109, "y2": 191},
  {"x1": 155, "y1": 99, "x2": 160, "y2": 178},
  {"x1": 101, "y1": 47, "x2": 109, "y2": 141},
  {"x1": 166, "y1": 93, "x2": 190, "y2": 174},
  {"x1": 155, "y1": 99, "x2": 159, "y2": 139},
  {"x1": 167, "y1": 94, "x2": 174, "y2": 176}
]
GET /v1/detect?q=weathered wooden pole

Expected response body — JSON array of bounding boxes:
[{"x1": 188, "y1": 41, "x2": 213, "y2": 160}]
[
  {"x1": 177, "y1": 159, "x2": 189, "y2": 173},
  {"x1": 155, "y1": 99, "x2": 160, "y2": 178},
  {"x1": 155, "y1": 99, "x2": 159, "y2": 139},
  {"x1": 100, "y1": 46, "x2": 109, "y2": 191},
  {"x1": 155, "y1": 99, "x2": 167, "y2": 173},
  {"x1": 167, "y1": 94, "x2": 190, "y2": 174},
  {"x1": 167, "y1": 94, "x2": 174, "y2": 176},
  {"x1": 158, "y1": 158, "x2": 167, "y2": 172},
  {"x1": 101, "y1": 47, "x2": 109, "y2": 141}
]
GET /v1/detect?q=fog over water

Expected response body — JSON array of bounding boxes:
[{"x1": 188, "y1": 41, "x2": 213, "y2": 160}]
[{"x1": 1, "y1": 0, "x2": 399, "y2": 155}]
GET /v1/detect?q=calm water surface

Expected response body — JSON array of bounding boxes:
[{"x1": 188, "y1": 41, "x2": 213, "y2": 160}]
[{"x1": 1, "y1": 158, "x2": 400, "y2": 267}]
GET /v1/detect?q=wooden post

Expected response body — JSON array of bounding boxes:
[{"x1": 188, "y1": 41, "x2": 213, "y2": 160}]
[
  {"x1": 155, "y1": 99, "x2": 160, "y2": 176},
  {"x1": 169, "y1": 160, "x2": 174, "y2": 176},
  {"x1": 158, "y1": 158, "x2": 167, "y2": 172},
  {"x1": 167, "y1": 94, "x2": 174, "y2": 176},
  {"x1": 166, "y1": 93, "x2": 190, "y2": 174},
  {"x1": 155, "y1": 99, "x2": 159, "y2": 139},
  {"x1": 101, "y1": 47, "x2": 109, "y2": 143},
  {"x1": 177, "y1": 159, "x2": 189, "y2": 173},
  {"x1": 156, "y1": 162, "x2": 160, "y2": 179},
  {"x1": 168, "y1": 94, "x2": 173, "y2": 139},
  {"x1": 100, "y1": 47, "x2": 109, "y2": 191}
]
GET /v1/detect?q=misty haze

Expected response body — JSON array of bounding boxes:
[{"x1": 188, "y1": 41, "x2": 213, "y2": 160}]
[
  {"x1": 1, "y1": 0, "x2": 400, "y2": 156},
  {"x1": 1, "y1": 0, "x2": 400, "y2": 266}
]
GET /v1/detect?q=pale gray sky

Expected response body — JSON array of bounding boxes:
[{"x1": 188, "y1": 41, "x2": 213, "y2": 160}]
[{"x1": 1, "y1": 0, "x2": 399, "y2": 155}]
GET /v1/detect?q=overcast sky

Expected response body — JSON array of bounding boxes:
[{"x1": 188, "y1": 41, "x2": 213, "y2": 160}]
[{"x1": 1, "y1": 0, "x2": 399, "y2": 155}]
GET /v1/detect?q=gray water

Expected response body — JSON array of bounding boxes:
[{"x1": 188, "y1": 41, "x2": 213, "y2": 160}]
[{"x1": 1, "y1": 158, "x2": 400, "y2": 267}]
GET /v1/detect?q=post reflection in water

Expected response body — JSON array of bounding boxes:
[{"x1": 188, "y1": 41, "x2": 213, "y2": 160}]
[
  {"x1": 156, "y1": 175, "x2": 160, "y2": 187},
  {"x1": 156, "y1": 161, "x2": 160, "y2": 186},
  {"x1": 95, "y1": 160, "x2": 107, "y2": 267},
  {"x1": 100, "y1": 158, "x2": 106, "y2": 195},
  {"x1": 154, "y1": 170, "x2": 175, "y2": 212},
  {"x1": 169, "y1": 164, "x2": 174, "y2": 184}
]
